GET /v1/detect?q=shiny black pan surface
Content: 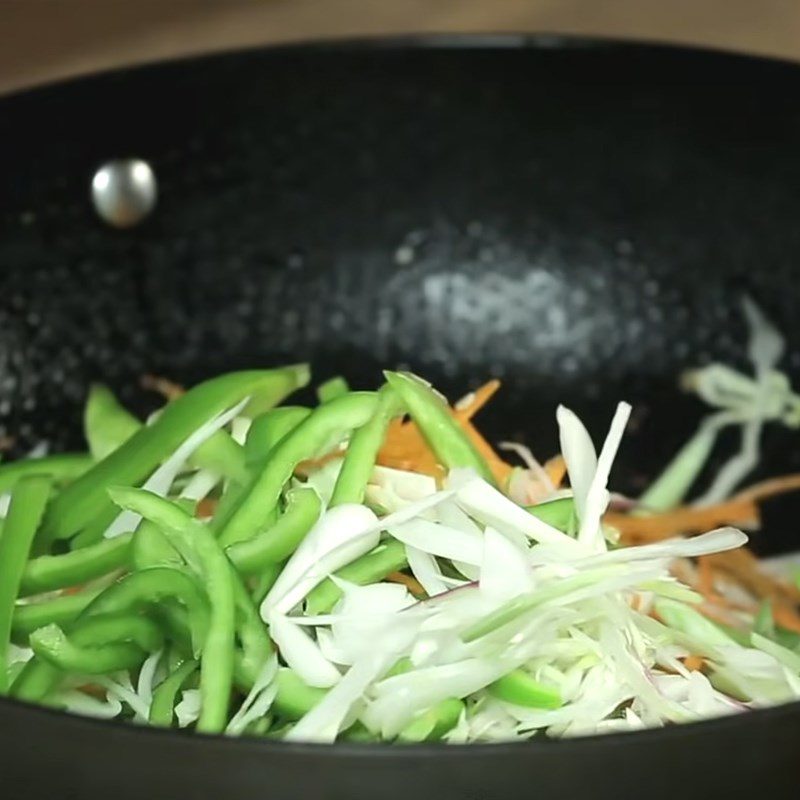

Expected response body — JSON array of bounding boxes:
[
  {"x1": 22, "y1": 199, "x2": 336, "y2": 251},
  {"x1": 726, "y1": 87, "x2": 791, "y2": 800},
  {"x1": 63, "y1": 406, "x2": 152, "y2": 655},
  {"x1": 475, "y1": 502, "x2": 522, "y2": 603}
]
[{"x1": 0, "y1": 35, "x2": 798, "y2": 798}]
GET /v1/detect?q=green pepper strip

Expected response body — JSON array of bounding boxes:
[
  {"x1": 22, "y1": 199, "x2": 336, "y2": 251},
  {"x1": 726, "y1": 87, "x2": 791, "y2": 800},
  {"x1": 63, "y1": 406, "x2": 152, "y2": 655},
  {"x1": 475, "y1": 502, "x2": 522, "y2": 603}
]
[
  {"x1": 190, "y1": 431, "x2": 248, "y2": 485},
  {"x1": 230, "y1": 572, "x2": 272, "y2": 690},
  {"x1": 12, "y1": 613, "x2": 150, "y2": 701},
  {"x1": 0, "y1": 476, "x2": 51, "y2": 693},
  {"x1": 122, "y1": 492, "x2": 271, "y2": 688},
  {"x1": 244, "y1": 407, "x2": 312, "y2": 469},
  {"x1": 20, "y1": 534, "x2": 133, "y2": 596},
  {"x1": 245, "y1": 716, "x2": 273, "y2": 737},
  {"x1": 304, "y1": 539, "x2": 408, "y2": 615},
  {"x1": 84, "y1": 384, "x2": 141, "y2": 461},
  {"x1": 251, "y1": 562, "x2": 283, "y2": 605},
  {"x1": 133, "y1": 498, "x2": 196, "y2": 567},
  {"x1": 227, "y1": 488, "x2": 321, "y2": 574},
  {"x1": 525, "y1": 497, "x2": 576, "y2": 534},
  {"x1": 340, "y1": 721, "x2": 378, "y2": 742},
  {"x1": 152, "y1": 600, "x2": 262, "y2": 693},
  {"x1": 397, "y1": 698, "x2": 464, "y2": 741},
  {"x1": 330, "y1": 385, "x2": 403, "y2": 507},
  {"x1": 154, "y1": 603, "x2": 193, "y2": 656},
  {"x1": 149, "y1": 658, "x2": 199, "y2": 726},
  {"x1": 133, "y1": 520, "x2": 183, "y2": 570},
  {"x1": 316, "y1": 376, "x2": 350, "y2": 404},
  {"x1": 207, "y1": 480, "x2": 249, "y2": 539},
  {"x1": 88, "y1": 382, "x2": 249, "y2": 485},
  {"x1": 384, "y1": 371, "x2": 495, "y2": 485},
  {"x1": 0, "y1": 454, "x2": 91, "y2": 496},
  {"x1": 218, "y1": 392, "x2": 379, "y2": 548},
  {"x1": 109, "y1": 488, "x2": 236, "y2": 733},
  {"x1": 11, "y1": 659, "x2": 62, "y2": 704},
  {"x1": 12, "y1": 587, "x2": 104, "y2": 641},
  {"x1": 83, "y1": 567, "x2": 210, "y2": 656},
  {"x1": 29, "y1": 615, "x2": 163, "y2": 674},
  {"x1": 488, "y1": 669, "x2": 562, "y2": 709},
  {"x1": 273, "y1": 668, "x2": 328, "y2": 720},
  {"x1": 41, "y1": 365, "x2": 310, "y2": 544}
]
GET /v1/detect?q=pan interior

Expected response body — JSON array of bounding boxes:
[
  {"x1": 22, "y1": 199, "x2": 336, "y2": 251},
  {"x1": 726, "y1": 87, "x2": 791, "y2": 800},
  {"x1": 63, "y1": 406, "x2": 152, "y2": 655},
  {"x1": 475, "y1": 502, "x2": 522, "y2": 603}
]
[{"x1": 1, "y1": 40, "x2": 800, "y2": 553}]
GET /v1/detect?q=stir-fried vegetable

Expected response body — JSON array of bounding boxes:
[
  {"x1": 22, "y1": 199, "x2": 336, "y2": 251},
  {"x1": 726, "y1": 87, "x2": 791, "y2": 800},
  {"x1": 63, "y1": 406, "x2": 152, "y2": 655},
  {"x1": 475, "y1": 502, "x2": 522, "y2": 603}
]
[{"x1": 4, "y1": 302, "x2": 800, "y2": 741}]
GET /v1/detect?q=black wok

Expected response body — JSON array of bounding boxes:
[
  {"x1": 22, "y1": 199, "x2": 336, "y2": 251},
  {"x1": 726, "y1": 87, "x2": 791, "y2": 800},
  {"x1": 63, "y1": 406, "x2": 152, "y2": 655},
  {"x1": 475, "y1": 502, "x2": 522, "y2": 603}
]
[{"x1": 0, "y1": 34, "x2": 798, "y2": 799}]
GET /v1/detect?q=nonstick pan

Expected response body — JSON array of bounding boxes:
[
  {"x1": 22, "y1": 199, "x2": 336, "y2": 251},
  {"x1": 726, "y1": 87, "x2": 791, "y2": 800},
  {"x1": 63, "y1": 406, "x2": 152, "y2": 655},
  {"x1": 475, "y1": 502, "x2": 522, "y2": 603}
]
[{"x1": 0, "y1": 34, "x2": 799, "y2": 799}]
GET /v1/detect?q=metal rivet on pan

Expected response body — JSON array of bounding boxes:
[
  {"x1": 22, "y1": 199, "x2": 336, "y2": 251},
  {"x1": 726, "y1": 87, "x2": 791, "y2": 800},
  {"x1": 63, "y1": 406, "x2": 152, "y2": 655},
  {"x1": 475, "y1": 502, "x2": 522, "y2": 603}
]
[{"x1": 91, "y1": 158, "x2": 157, "y2": 228}]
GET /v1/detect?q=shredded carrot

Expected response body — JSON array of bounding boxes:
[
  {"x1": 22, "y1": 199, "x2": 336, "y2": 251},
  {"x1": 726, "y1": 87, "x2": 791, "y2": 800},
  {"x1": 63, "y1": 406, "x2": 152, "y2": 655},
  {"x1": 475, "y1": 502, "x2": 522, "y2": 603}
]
[
  {"x1": 294, "y1": 449, "x2": 349, "y2": 477},
  {"x1": 544, "y1": 454, "x2": 567, "y2": 488},
  {"x1": 454, "y1": 380, "x2": 502, "y2": 421},
  {"x1": 458, "y1": 418, "x2": 514, "y2": 485},
  {"x1": 693, "y1": 558, "x2": 751, "y2": 611},
  {"x1": 453, "y1": 380, "x2": 514, "y2": 483},
  {"x1": 141, "y1": 374, "x2": 185, "y2": 401},
  {"x1": 772, "y1": 602, "x2": 800, "y2": 634},
  {"x1": 77, "y1": 684, "x2": 107, "y2": 700},
  {"x1": 377, "y1": 418, "x2": 439, "y2": 476},
  {"x1": 734, "y1": 473, "x2": 800, "y2": 504},
  {"x1": 683, "y1": 655, "x2": 705, "y2": 672},
  {"x1": 608, "y1": 498, "x2": 760, "y2": 541},
  {"x1": 697, "y1": 556, "x2": 715, "y2": 598},
  {"x1": 667, "y1": 558, "x2": 744, "y2": 612},
  {"x1": 667, "y1": 557, "x2": 696, "y2": 587},
  {"x1": 196, "y1": 497, "x2": 218, "y2": 519},
  {"x1": 376, "y1": 420, "x2": 442, "y2": 478},
  {"x1": 705, "y1": 548, "x2": 800, "y2": 605},
  {"x1": 382, "y1": 419, "x2": 429, "y2": 455},
  {"x1": 385, "y1": 571, "x2": 426, "y2": 597}
]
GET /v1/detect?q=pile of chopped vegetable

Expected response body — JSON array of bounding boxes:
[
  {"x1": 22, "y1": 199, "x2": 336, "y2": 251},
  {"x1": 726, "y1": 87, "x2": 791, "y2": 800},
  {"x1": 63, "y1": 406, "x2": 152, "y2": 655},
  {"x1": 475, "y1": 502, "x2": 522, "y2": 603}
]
[{"x1": 2, "y1": 301, "x2": 800, "y2": 742}]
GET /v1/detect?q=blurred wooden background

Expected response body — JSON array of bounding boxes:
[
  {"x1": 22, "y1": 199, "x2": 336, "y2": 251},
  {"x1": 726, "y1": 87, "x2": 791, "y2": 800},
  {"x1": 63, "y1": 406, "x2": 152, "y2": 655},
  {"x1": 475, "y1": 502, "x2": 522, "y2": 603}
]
[{"x1": 3, "y1": 0, "x2": 800, "y2": 94}]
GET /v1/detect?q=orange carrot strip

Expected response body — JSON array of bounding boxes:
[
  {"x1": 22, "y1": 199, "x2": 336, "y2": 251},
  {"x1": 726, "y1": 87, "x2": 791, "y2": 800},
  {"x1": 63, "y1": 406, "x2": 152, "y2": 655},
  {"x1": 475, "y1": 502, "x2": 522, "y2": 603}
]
[
  {"x1": 385, "y1": 571, "x2": 426, "y2": 597},
  {"x1": 772, "y1": 603, "x2": 800, "y2": 634},
  {"x1": 458, "y1": 418, "x2": 514, "y2": 484},
  {"x1": 294, "y1": 449, "x2": 347, "y2": 476},
  {"x1": 78, "y1": 684, "x2": 108, "y2": 700},
  {"x1": 544, "y1": 454, "x2": 567, "y2": 488},
  {"x1": 381, "y1": 419, "x2": 429, "y2": 454},
  {"x1": 697, "y1": 556, "x2": 715, "y2": 598},
  {"x1": 141, "y1": 374, "x2": 185, "y2": 400},
  {"x1": 196, "y1": 497, "x2": 218, "y2": 519},
  {"x1": 376, "y1": 417, "x2": 442, "y2": 478},
  {"x1": 376, "y1": 455, "x2": 443, "y2": 480},
  {"x1": 668, "y1": 558, "x2": 745, "y2": 612},
  {"x1": 454, "y1": 380, "x2": 502, "y2": 421},
  {"x1": 683, "y1": 655, "x2": 705, "y2": 672},
  {"x1": 705, "y1": 549, "x2": 800, "y2": 604},
  {"x1": 734, "y1": 473, "x2": 800, "y2": 504},
  {"x1": 607, "y1": 498, "x2": 760, "y2": 540}
]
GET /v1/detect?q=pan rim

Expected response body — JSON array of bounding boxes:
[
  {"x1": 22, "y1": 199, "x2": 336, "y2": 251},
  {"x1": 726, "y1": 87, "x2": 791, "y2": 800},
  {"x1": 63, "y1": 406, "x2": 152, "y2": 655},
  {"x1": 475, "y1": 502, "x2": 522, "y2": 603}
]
[
  {"x1": 1, "y1": 687, "x2": 798, "y2": 756},
  {"x1": 2, "y1": 30, "x2": 799, "y2": 103}
]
